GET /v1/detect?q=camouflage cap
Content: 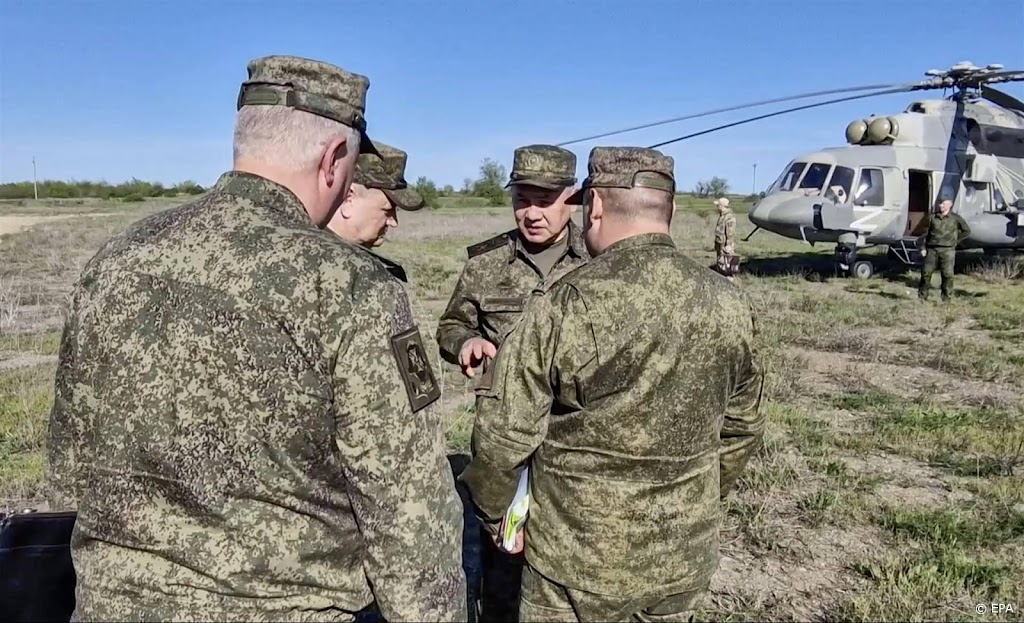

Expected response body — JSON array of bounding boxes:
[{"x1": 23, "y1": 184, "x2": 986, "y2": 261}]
[
  {"x1": 355, "y1": 141, "x2": 425, "y2": 211},
  {"x1": 237, "y1": 55, "x2": 379, "y2": 156},
  {"x1": 566, "y1": 147, "x2": 675, "y2": 204},
  {"x1": 505, "y1": 145, "x2": 577, "y2": 190}
]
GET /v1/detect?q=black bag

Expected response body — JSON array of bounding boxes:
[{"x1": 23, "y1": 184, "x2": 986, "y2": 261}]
[{"x1": 0, "y1": 509, "x2": 78, "y2": 622}]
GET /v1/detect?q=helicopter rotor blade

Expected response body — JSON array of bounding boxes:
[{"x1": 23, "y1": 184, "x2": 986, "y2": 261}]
[
  {"x1": 980, "y1": 85, "x2": 1024, "y2": 114},
  {"x1": 960, "y1": 69, "x2": 1024, "y2": 88},
  {"x1": 553, "y1": 81, "x2": 924, "y2": 147},
  {"x1": 646, "y1": 86, "x2": 914, "y2": 149}
]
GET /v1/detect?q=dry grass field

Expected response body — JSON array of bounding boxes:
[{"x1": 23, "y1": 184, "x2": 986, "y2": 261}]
[{"x1": 1, "y1": 196, "x2": 1022, "y2": 621}]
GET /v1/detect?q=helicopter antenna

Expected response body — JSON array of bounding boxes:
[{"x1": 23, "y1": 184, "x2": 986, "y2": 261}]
[
  {"x1": 553, "y1": 82, "x2": 922, "y2": 147},
  {"x1": 646, "y1": 86, "x2": 914, "y2": 149}
]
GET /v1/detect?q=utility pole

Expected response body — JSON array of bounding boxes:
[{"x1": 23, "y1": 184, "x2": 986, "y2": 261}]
[
  {"x1": 752, "y1": 163, "x2": 757, "y2": 195},
  {"x1": 32, "y1": 156, "x2": 39, "y2": 200}
]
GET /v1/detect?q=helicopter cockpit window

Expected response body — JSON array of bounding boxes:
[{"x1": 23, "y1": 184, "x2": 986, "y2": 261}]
[
  {"x1": 824, "y1": 166, "x2": 855, "y2": 202},
  {"x1": 853, "y1": 168, "x2": 885, "y2": 206},
  {"x1": 798, "y1": 163, "x2": 833, "y2": 191},
  {"x1": 771, "y1": 162, "x2": 807, "y2": 193},
  {"x1": 994, "y1": 189, "x2": 1006, "y2": 210}
]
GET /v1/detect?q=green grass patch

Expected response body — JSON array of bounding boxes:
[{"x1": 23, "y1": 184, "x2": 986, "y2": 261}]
[
  {"x1": 880, "y1": 505, "x2": 1024, "y2": 549},
  {"x1": 0, "y1": 328, "x2": 62, "y2": 355},
  {"x1": 0, "y1": 363, "x2": 55, "y2": 504},
  {"x1": 925, "y1": 337, "x2": 1024, "y2": 384},
  {"x1": 837, "y1": 548, "x2": 1018, "y2": 622},
  {"x1": 829, "y1": 390, "x2": 1024, "y2": 477},
  {"x1": 770, "y1": 404, "x2": 838, "y2": 456},
  {"x1": 443, "y1": 400, "x2": 474, "y2": 453}
]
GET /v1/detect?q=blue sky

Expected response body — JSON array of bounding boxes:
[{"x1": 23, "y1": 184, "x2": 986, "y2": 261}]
[{"x1": 2, "y1": 0, "x2": 1023, "y2": 193}]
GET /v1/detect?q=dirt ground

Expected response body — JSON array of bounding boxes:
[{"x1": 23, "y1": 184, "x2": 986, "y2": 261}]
[
  {"x1": 0, "y1": 213, "x2": 119, "y2": 237},
  {"x1": 1, "y1": 200, "x2": 1021, "y2": 622}
]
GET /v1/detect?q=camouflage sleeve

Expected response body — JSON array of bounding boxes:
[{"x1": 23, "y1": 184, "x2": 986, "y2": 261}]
[
  {"x1": 46, "y1": 286, "x2": 87, "y2": 511},
  {"x1": 919, "y1": 215, "x2": 932, "y2": 250},
  {"x1": 957, "y1": 214, "x2": 972, "y2": 242},
  {"x1": 332, "y1": 276, "x2": 467, "y2": 623},
  {"x1": 719, "y1": 308, "x2": 767, "y2": 499},
  {"x1": 459, "y1": 286, "x2": 594, "y2": 522},
  {"x1": 435, "y1": 264, "x2": 482, "y2": 365}
]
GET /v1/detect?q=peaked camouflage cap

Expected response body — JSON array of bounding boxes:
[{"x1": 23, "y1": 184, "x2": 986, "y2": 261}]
[
  {"x1": 355, "y1": 141, "x2": 425, "y2": 211},
  {"x1": 566, "y1": 147, "x2": 676, "y2": 204},
  {"x1": 505, "y1": 144, "x2": 578, "y2": 190},
  {"x1": 237, "y1": 55, "x2": 379, "y2": 156}
]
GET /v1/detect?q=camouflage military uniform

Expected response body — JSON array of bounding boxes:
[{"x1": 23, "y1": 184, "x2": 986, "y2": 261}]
[
  {"x1": 918, "y1": 208, "x2": 971, "y2": 300},
  {"x1": 355, "y1": 141, "x2": 425, "y2": 211},
  {"x1": 436, "y1": 145, "x2": 590, "y2": 364},
  {"x1": 460, "y1": 147, "x2": 766, "y2": 622},
  {"x1": 46, "y1": 56, "x2": 466, "y2": 623},
  {"x1": 714, "y1": 206, "x2": 737, "y2": 275},
  {"x1": 436, "y1": 222, "x2": 589, "y2": 362},
  {"x1": 437, "y1": 145, "x2": 589, "y2": 622}
]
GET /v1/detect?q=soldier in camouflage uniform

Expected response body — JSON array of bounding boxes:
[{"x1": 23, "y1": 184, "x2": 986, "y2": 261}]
[
  {"x1": 918, "y1": 198, "x2": 971, "y2": 301},
  {"x1": 436, "y1": 145, "x2": 590, "y2": 380},
  {"x1": 327, "y1": 141, "x2": 425, "y2": 252},
  {"x1": 714, "y1": 196, "x2": 739, "y2": 277},
  {"x1": 460, "y1": 147, "x2": 766, "y2": 622},
  {"x1": 436, "y1": 145, "x2": 589, "y2": 622},
  {"x1": 45, "y1": 55, "x2": 467, "y2": 623}
]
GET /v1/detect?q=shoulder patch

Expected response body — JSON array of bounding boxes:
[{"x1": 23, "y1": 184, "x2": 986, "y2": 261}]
[
  {"x1": 467, "y1": 231, "x2": 513, "y2": 258},
  {"x1": 390, "y1": 325, "x2": 441, "y2": 412}
]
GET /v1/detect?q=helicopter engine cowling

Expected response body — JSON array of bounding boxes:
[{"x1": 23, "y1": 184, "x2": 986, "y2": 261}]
[
  {"x1": 867, "y1": 116, "x2": 900, "y2": 143},
  {"x1": 846, "y1": 120, "x2": 868, "y2": 144}
]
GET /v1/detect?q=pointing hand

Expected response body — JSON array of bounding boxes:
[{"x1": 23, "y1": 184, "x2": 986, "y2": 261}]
[{"x1": 459, "y1": 338, "x2": 497, "y2": 378}]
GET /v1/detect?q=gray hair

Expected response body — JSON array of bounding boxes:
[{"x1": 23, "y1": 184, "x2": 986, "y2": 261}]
[{"x1": 233, "y1": 104, "x2": 360, "y2": 172}]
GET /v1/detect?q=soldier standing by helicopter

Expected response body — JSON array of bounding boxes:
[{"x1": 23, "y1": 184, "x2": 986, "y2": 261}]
[
  {"x1": 918, "y1": 198, "x2": 971, "y2": 301},
  {"x1": 714, "y1": 197, "x2": 739, "y2": 277}
]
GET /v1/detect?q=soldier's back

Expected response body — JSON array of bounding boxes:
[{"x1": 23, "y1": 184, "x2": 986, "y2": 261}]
[
  {"x1": 527, "y1": 232, "x2": 756, "y2": 597},
  {"x1": 50, "y1": 172, "x2": 412, "y2": 622}
]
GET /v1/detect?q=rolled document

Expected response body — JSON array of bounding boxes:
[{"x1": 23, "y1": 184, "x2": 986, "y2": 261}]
[{"x1": 500, "y1": 467, "x2": 530, "y2": 552}]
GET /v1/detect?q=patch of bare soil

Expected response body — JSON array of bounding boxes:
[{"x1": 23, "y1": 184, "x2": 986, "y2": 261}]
[
  {"x1": 789, "y1": 345, "x2": 1021, "y2": 408},
  {"x1": 839, "y1": 453, "x2": 975, "y2": 508},
  {"x1": 710, "y1": 524, "x2": 881, "y2": 620},
  {"x1": 0, "y1": 213, "x2": 119, "y2": 237}
]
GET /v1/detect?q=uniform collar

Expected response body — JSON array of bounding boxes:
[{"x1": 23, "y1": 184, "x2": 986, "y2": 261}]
[
  {"x1": 602, "y1": 232, "x2": 676, "y2": 255},
  {"x1": 215, "y1": 171, "x2": 313, "y2": 227},
  {"x1": 507, "y1": 219, "x2": 587, "y2": 264},
  {"x1": 362, "y1": 249, "x2": 407, "y2": 282},
  {"x1": 217, "y1": 171, "x2": 408, "y2": 282}
]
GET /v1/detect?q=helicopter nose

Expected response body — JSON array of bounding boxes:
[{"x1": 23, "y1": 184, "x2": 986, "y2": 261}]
[{"x1": 750, "y1": 200, "x2": 815, "y2": 228}]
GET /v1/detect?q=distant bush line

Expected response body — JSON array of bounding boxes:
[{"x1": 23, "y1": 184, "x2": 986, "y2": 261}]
[
  {"x1": 0, "y1": 179, "x2": 206, "y2": 201},
  {"x1": 2, "y1": 165, "x2": 759, "y2": 210}
]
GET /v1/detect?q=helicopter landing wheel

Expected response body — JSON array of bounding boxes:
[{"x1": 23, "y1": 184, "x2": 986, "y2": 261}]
[{"x1": 850, "y1": 260, "x2": 874, "y2": 279}]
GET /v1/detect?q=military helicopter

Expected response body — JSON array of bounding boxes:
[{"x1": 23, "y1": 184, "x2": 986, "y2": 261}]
[{"x1": 555, "y1": 61, "x2": 1024, "y2": 278}]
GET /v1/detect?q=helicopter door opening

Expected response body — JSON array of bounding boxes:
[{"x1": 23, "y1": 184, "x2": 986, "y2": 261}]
[{"x1": 906, "y1": 170, "x2": 932, "y2": 236}]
